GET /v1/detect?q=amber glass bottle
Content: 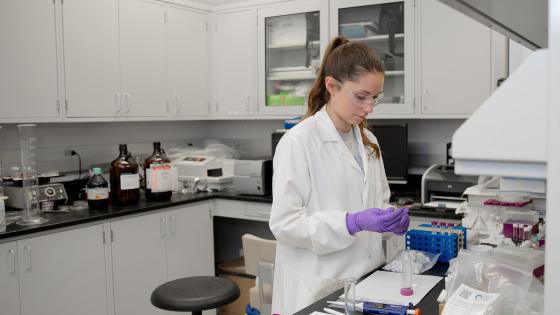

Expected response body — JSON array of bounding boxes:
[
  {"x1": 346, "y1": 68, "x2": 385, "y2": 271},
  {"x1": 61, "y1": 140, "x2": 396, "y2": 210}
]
[
  {"x1": 110, "y1": 144, "x2": 140, "y2": 205},
  {"x1": 144, "y1": 142, "x2": 173, "y2": 201}
]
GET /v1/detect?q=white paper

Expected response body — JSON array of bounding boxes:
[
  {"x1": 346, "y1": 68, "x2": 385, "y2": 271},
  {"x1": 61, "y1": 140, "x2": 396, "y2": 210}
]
[
  {"x1": 120, "y1": 173, "x2": 140, "y2": 190},
  {"x1": 442, "y1": 284, "x2": 500, "y2": 315},
  {"x1": 340, "y1": 271, "x2": 442, "y2": 306}
]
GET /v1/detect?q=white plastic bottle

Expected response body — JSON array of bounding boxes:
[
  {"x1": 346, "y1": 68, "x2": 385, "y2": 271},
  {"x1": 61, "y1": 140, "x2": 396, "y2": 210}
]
[{"x1": 400, "y1": 250, "x2": 413, "y2": 296}]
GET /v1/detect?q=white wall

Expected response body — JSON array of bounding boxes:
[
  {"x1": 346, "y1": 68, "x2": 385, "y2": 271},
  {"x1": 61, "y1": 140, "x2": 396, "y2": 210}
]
[{"x1": 0, "y1": 119, "x2": 463, "y2": 176}]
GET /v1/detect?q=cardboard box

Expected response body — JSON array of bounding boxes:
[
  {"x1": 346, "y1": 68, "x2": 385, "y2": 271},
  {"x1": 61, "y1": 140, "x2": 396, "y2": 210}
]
[{"x1": 218, "y1": 257, "x2": 256, "y2": 315}]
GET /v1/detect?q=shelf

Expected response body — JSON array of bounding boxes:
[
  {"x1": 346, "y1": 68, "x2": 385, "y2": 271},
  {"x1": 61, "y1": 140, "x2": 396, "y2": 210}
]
[
  {"x1": 351, "y1": 33, "x2": 404, "y2": 44},
  {"x1": 266, "y1": 40, "x2": 320, "y2": 51},
  {"x1": 267, "y1": 74, "x2": 316, "y2": 81},
  {"x1": 385, "y1": 70, "x2": 404, "y2": 76}
]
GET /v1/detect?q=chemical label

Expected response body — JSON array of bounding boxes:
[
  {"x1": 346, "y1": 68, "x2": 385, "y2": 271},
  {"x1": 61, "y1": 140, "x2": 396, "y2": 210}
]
[
  {"x1": 147, "y1": 164, "x2": 172, "y2": 192},
  {"x1": 87, "y1": 188, "x2": 109, "y2": 200},
  {"x1": 120, "y1": 173, "x2": 140, "y2": 190}
]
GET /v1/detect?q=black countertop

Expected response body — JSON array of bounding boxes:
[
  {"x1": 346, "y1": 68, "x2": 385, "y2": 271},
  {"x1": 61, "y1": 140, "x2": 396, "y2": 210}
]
[
  {"x1": 1, "y1": 192, "x2": 461, "y2": 240},
  {"x1": 295, "y1": 262, "x2": 449, "y2": 315}
]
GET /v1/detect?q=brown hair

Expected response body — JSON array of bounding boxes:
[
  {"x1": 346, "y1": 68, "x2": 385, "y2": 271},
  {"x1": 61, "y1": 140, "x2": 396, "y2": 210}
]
[{"x1": 306, "y1": 36, "x2": 384, "y2": 159}]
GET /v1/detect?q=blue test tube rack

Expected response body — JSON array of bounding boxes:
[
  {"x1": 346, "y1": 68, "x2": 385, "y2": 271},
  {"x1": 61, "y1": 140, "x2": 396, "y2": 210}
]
[{"x1": 405, "y1": 224, "x2": 467, "y2": 262}]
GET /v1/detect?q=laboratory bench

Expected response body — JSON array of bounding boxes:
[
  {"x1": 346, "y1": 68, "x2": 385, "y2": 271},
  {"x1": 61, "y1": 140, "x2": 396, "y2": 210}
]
[
  {"x1": 295, "y1": 262, "x2": 449, "y2": 315},
  {"x1": 0, "y1": 191, "x2": 461, "y2": 240}
]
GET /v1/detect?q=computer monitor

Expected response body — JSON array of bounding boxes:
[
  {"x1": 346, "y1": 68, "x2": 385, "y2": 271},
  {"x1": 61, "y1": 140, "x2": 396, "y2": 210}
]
[{"x1": 369, "y1": 124, "x2": 408, "y2": 184}]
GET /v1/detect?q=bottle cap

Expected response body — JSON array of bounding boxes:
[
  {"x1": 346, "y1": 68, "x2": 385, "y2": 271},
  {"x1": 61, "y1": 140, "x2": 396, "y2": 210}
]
[
  {"x1": 92, "y1": 168, "x2": 102, "y2": 175},
  {"x1": 400, "y1": 287, "x2": 413, "y2": 296},
  {"x1": 153, "y1": 141, "x2": 161, "y2": 147},
  {"x1": 119, "y1": 144, "x2": 127, "y2": 151}
]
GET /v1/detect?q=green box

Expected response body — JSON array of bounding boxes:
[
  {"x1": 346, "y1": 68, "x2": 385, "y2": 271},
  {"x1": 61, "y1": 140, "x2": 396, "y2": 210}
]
[{"x1": 267, "y1": 94, "x2": 305, "y2": 106}]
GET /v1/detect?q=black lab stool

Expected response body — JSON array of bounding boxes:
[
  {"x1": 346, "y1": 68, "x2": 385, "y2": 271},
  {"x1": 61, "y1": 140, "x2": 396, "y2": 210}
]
[{"x1": 151, "y1": 276, "x2": 240, "y2": 315}]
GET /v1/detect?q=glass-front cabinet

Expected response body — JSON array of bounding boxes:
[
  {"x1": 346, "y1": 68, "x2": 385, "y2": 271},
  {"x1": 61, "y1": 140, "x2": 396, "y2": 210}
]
[
  {"x1": 330, "y1": 0, "x2": 415, "y2": 117},
  {"x1": 257, "y1": 1, "x2": 328, "y2": 116}
]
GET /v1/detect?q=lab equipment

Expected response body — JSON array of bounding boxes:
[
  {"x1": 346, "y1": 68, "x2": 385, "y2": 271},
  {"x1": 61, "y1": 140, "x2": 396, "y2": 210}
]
[
  {"x1": 400, "y1": 250, "x2": 413, "y2": 296},
  {"x1": 328, "y1": 300, "x2": 420, "y2": 315},
  {"x1": 370, "y1": 124, "x2": 408, "y2": 184},
  {"x1": 421, "y1": 164, "x2": 478, "y2": 210},
  {"x1": 171, "y1": 155, "x2": 233, "y2": 192},
  {"x1": 4, "y1": 183, "x2": 67, "y2": 210},
  {"x1": 344, "y1": 278, "x2": 357, "y2": 315},
  {"x1": 232, "y1": 158, "x2": 272, "y2": 195},
  {"x1": 406, "y1": 223, "x2": 467, "y2": 262},
  {"x1": 16, "y1": 124, "x2": 48, "y2": 225}
]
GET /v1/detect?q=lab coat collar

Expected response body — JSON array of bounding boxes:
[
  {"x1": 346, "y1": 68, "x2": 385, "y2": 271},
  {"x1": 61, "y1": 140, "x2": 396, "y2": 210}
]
[{"x1": 315, "y1": 106, "x2": 368, "y2": 178}]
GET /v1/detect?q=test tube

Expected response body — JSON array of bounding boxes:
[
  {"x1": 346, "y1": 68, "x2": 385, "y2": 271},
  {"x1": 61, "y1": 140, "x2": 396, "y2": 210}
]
[
  {"x1": 431, "y1": 221, "x2": 438, "y2": 235},
  {"x1": 439, "y1": 221, "x2": 447, "y2": 235},
  {"x1": 524, "y1": 226, "x2": 531, "y2": 241},
  {"x1": 400, "y1": 250, "x2": 413, "y2": 296},
  {"x1": 513, "y1": 223, "x2": 519, "y2": 243},
  {"x1": 447, "y1": 223, "x2": 455, "y2": 236}
]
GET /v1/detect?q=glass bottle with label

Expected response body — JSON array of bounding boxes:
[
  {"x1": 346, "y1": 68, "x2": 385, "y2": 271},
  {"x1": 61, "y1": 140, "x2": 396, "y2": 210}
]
[
  {"x1": 144, "y1": 142, "x2": 173, "y2": 202},
  {"x1": 87, "y1": 167, "x2": 110, "y2": 210},
  {"x1": 110, "y1": 144, "x2": 140, "y2": 206}
]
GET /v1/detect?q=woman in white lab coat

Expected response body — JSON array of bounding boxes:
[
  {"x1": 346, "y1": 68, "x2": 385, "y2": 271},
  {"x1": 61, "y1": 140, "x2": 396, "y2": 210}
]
[{"x1": 269, "y1": 36, "x2": 410, "y2": 314}]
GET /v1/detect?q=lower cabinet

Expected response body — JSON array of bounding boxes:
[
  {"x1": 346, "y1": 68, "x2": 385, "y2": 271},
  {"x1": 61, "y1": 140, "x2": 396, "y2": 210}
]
[
  {"x1": 110, "y1": 202, "x2": 215, "y2": 315},
  {"x1": 0, "y1": 241, "x2": 21, "y2": 315},
  {"x1": 0, "y1": 202, "x2": 215, "y2": 315}
]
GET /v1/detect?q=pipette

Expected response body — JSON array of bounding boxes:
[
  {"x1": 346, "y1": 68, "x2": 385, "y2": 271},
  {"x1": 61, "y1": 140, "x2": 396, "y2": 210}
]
[{"x1": 326, "y1": 301, "x2": 420, "y2": 315}]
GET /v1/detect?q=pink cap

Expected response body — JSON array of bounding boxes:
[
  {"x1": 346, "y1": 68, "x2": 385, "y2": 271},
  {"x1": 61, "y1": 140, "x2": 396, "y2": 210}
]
[
  {"x1": 401, "y1": 287, "x2": 414, "y2": 296},
  {"x1": 447, "y1": 223, "x2": 455, "y2": 228}
]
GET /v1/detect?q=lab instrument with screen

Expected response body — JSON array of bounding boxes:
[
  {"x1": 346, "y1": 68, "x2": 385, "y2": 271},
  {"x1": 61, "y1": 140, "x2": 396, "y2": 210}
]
[{"x1": 370, "y1": 124, "x2": 408, "y2": 184}]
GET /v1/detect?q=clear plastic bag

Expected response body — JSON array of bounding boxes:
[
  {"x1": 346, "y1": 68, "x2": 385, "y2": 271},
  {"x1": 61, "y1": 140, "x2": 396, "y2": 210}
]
[
  {"x1": 444, "y1": 250, "x2": 544, "y2": 315},
  {"x1": 382, "y1": 250, "x2": 440, "y2": 274},
  {"x1": 167, "y1": 143, "x2": 240, "y2": 161}
]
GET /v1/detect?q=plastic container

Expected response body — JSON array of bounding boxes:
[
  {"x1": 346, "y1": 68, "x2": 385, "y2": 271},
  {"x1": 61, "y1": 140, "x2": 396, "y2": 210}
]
[
  {"x1": 492, "y1": 247, "x2": 545, "y2": 278},
  {"x1": 400, "y1": 250, "x2": 413, "y2": 296},
  {"x1": 339, "y1": 22, "x2": 374, "y2": 38},
  {"x1": 406, "y1": 224, "x2": 467, "y2": 262},
  {"x1": 87, "y1": 167, "x2": 110, "y2": 210},
  {"x1": 283, "y1": 116, "x2": 302, "y2": 129},
  {"x1": 502, "y1": 210, "x2": 539, "y2": 239}
]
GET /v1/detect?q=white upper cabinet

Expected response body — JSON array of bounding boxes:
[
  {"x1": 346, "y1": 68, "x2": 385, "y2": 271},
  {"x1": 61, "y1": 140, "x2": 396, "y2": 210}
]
[
  {"x1": 119, "y1": 0, "x2": 168, "y2": 117},
  {"x1": 330, "y1": 0, "x2": 415, "y2": 117},
  {"x1": 62, "y1": 0, "x2": 121, "y2": 117},
  {"x1": 0, "y1": 0, "x2": 59, "y2": 120},
  {"x1": 418, "y1": 0, "x2": 507, "y2": 117},
  {"x1": 213, "y1": 9, "x2": 257, "y2": 118},
  {"x1": 167, "y1": 6, "x2": 210, "y2": 118},
  {"x1": 257, "y1": 1, "x2": 329, "y2": 117}
]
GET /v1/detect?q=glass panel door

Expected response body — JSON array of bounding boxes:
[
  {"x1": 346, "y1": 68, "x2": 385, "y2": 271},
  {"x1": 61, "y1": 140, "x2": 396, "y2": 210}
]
[
  {"x1": 331, "y1": 0, "x2": 414, "y2": 116},
  {"x1": 258, "y1": 1, "x2": 328, "y2": 116}
]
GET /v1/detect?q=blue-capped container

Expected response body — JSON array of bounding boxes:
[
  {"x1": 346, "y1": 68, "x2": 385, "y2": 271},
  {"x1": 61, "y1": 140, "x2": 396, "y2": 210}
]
[{"x1": 284, "y1": 116, "x2": 302, "y2": 129}]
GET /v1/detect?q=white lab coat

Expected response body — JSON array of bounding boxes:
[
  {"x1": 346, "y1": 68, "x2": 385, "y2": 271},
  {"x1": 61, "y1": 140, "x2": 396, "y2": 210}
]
[{"x1": 269, "y1": 106, "x2": 392, "y2": 314}]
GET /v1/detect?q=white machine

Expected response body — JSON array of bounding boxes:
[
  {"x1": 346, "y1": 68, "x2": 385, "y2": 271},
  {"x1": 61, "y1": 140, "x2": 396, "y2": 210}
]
[
  {"x1": 233, "y1": 159, "x2": 272, "y2": 195},
  {"x1": 171, "y1": 156, "x2": 233, "y2": 191}
]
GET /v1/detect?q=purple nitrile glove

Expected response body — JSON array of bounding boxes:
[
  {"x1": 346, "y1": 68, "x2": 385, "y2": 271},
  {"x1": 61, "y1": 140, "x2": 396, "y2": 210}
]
[
  {"x1": 346, "y1": 207, "x2": 407, "y2": 235},
  {"x1": 393, "y1": 208, "x2": 410, "y2": 235}
]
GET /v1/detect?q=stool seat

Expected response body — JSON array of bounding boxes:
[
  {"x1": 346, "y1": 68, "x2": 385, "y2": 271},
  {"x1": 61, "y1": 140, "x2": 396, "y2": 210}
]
[{"x1": 151, "y1": 276, "x2": 240, "y2": 312}]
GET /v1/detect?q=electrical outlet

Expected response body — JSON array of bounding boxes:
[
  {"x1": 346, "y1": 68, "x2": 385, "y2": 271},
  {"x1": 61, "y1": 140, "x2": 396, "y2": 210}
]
[{"x1": 64, "y1": 150, "x2": 73, "y2": 157}]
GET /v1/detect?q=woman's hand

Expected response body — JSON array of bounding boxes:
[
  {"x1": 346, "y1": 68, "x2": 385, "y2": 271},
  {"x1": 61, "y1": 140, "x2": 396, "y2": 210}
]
[{"x1": 346, "y1": 207, "x2": 409, "y2": 235}]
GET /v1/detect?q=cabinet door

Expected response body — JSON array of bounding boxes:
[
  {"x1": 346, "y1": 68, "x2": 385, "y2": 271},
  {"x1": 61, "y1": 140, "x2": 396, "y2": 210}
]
[
  {"x1": 120, "y1": 0, "x2": 167, "y2": 117},
  {"x1": 0, "y1": 241, "x2": 20, "y2": 315},
  {"x1": 213, "y1": 9, "x2": 257, "y2": 117},
  {"x1": 62, "y1": 0, "x2": 121, "y2": 117},
  {"x1": 331, "y1": 0, "x2": 415, "y2": 117},
  {"x1": 110, "y1": 212, "x2": 167, "y2": 315},
  {"x1": 419, "y1": 0, "x2": 492, "y2": 116},
  {"x1": 0, "y1": 0, "x2": 59, "y2": 119},
  {"x1": 18, "y1": 225, "x2": 108, "y2": 315},
  {"x1": 257, "y1": 1, "x2": 329, "y2": 117},
  {"x1": 166, "y1": 204, "x2": 214, "y2": 280},
  {"x1": 167, "y1": 6, "x2": 209, "y2": 118}
]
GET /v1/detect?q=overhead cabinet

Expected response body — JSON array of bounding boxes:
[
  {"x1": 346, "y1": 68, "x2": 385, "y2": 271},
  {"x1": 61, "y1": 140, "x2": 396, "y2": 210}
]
[
  {"x1": 213, "y1": 9, "x2": 257, "y2": 117},
  {"x1": 257, "y1": 0, "x2": 329, "y2": 117},
  {"x1": 417, "y1": 0, "x2": 507, "y2": 117},
  {"x1": 0, "y1": 0, "x2": 59, "y2": 120},
  {"x1": 63, "y1": 0, "x2": 208, "y2": 119},
  {"x1": 330, "y1": 0, "x2": 416, "y2": 117}
]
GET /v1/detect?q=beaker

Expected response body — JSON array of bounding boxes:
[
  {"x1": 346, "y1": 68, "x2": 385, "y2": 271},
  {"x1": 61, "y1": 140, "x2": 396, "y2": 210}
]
[
  {"x1": 17, "y1": 124, "x2": 48, "y2": 225},
  {"x1": 344, "y1": 277, "x2": 357, "y2": 315}
]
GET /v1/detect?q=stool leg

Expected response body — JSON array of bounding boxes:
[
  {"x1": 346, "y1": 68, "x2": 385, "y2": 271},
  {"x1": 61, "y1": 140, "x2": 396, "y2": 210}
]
[{"x1": 191, "y1": 311, "x2": 202, "y2": 315}]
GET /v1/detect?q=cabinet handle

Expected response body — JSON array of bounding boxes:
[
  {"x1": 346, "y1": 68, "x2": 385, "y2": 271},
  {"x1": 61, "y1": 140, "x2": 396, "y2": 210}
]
[
  {"x1": 8, "y1": 249, "x2": 16, "y2": 275},
  {"x1": 160, "y1": 217, "x2": 167, "y2": 239},
  {"x1": 124, "y1": 93, "x2": 131, "y2": 113},
  {"x1": 246, "y1": 96, "x2": 251, "y2": 113},
  {"x1": 175, "y1": 96, "x2": 180, "y2": 114},
  {"x1": 169, "y1": 215, "x2": 176, "y2": 236},
  {"x1": 114, "y1": 93, "x2": 121, "y2": 113},
  {"x1": 24, "y1": 246, "x2": 31, "y2": 271}
]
